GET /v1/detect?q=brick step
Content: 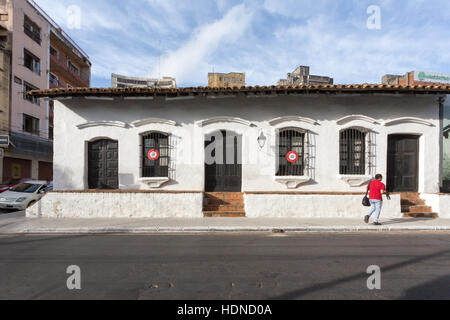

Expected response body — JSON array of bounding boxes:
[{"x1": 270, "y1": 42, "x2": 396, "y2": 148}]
[
  {"x1": 401, "y1": 205, "x2": 432, "y2": 213},
  {"x1": 403, "y1": 212, "x2": 438, "y2": 218},
  {"x1": 205, "y1": 198, "x2": 244, "y2": 205},
  {"x1": 203, "y1": 204, "x2": 245, "y2": 212},
  {"x1": 401, "y1": 199, "x2": 425, "y2": 206},
  {"x1": 204, "y1": 211, "x2": 246, "y2": 218},
  {"x1": 399, "y1": 192, "x2": 420, "y2": 198},
  {"x1": 408, "y1": 206, "x2": 433, "y2": 214},
  {"x1": 205, "y1": 192, "x2": 244, "y2": 200}
]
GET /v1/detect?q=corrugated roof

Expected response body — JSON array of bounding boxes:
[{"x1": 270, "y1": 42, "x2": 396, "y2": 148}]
[{"x1": 29, "y1": 84, "x2": 450, "y2": 98}]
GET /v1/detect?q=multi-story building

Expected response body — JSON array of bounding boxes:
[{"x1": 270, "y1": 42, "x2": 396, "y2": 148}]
[
  {"x1": 0, "y1": 0, "x2": 91, "y2": 184},
  {"x1": 208, "y1": 72, "x2": 245, "y2": 88},
  {"x1": 382, "y1": 71, "x2": 450, "y2": 86},
  {"x1": 278, "y1": 66, "x2": 333, "y2": 86},
  {"x1": 111, "y1": 73, "x2": 176, "y2": 88},
  {"x1": 0, "y1": 26, "x2": 11, "y2": 141}
]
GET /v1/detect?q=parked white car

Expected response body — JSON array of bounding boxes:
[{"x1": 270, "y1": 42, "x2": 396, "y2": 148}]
[{"x1": 0, "y1": 181, "x2": 48, "y2": 211}]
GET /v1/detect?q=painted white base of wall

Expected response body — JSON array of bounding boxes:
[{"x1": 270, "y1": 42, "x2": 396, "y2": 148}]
[
  {"x1": 244, "y1": 194, "x2": 402, "y2": 218},
  {"x1": 27, "y1": 192, "x2": 403, "y2": 219},
  {"x1": 421, "y1": 194, "x2": 450, "y2": 218},
  {"x1": 26, "y1": 192, "x2": 204, "y2": 218}
]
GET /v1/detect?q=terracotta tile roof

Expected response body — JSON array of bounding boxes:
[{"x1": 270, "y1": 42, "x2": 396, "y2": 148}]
[{"x1": 29, "y1": 84, "x2": 450, "y2": 98}]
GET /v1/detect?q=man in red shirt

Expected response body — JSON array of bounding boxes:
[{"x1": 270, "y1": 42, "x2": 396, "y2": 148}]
[{"x1": 365, "y1": 174, "x2": 391, "y2": 225}]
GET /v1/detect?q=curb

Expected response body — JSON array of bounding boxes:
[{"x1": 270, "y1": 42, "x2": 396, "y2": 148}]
[{"x1": 4, "y1": 226, "x2": 450, "y2": 234}]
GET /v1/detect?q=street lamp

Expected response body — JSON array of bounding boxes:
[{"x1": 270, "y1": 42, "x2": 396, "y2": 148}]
[{"x1": 257, "y1": 131, "x2": 267, "y2": 149}]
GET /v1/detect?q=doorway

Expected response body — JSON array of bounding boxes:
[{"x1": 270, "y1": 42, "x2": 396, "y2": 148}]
[
  {"x1": 204, "y1": 130, "x2": 242, "y2": 192},
  {"x1": 88, "y1": 139, "x2": 119, "y2": 189},
  {"x1": 387, "y1": 134, "x2": 419, "y2": 192}
]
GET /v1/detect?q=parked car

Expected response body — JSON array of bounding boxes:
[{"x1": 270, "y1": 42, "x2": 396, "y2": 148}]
[
  {"x1": 0, "y1": 181, "x2": 47, "y2": 211},
  {"x1": 42, "y1": 181, "x2": 53, "y2": 193},
  {"x1": 0, "y1": 178, "x2": 32, "y2": 194}
]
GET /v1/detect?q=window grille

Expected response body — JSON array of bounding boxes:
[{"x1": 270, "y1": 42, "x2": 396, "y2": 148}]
[
  {"x1": 142, "y1": 132, "x2": 169, "y2": 177},
  {"x1": 340, "y1": 128, "x2": 366, "y2": 175},
  {"x1": 276, "y1": 129, "x2": 305, "y2": 176}
]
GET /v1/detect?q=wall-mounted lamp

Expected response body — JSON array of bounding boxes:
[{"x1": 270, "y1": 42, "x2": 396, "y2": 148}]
[{"x1": 257, "y1": 131, "x2": 267, "y2": 149}]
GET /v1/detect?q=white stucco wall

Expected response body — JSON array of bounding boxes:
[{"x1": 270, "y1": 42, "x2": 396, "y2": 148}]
[
  {"x1": 421, "y1": 193, "x2": 450, "y2": 218},
  {"x1": 53, "y1": 94, "x2": 441, "y2": 194},
  {"x1": 27, "y1": 192, "x2": 204, "y2": 218},
  {"x1": 244, "y1": 194, "x2": 401, "y2": 218}
]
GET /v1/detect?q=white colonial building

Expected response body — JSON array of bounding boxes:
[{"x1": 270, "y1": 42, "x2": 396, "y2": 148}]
[{"x1": 27, "y1": 84, "x2": 450, "y2": 219}]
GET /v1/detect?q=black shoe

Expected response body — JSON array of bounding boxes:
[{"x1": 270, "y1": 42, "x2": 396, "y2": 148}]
[
  {"x1": 373, "y1": 222, "x2": 382, "y2": 226},
  {"x1": 364, "y1": 215, "x2": 370, "y2": 224}
]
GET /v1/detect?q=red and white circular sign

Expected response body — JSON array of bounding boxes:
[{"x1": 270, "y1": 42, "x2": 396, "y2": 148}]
[
  {"x1": 286, "y1": 151, "x2": 299, "y2": 163},
  {"x1": 148, "y1": 149, "x2": 160, "y2": 161}
]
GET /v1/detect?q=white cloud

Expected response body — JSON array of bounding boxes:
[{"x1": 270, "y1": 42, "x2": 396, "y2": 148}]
[{"x1": 151, "y1": 4, "x2": 253, "y2": 84}]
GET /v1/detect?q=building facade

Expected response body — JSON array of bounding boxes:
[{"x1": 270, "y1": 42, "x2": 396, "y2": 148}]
[
  {"x1": 111, "y1": 73, "x2": 176, "y2": 89},
  {"x1": 0, "y1": 0, "x2": 91, "y2": 183},
  {"x1": 27, "y1": 84, "x2": 450, "y2": 219},
  {"x1": 208, "y1": 72, "x2": 245, "y2": 88},
  {"x1": 0, "y1": 30, "x2": 11, "y2": 142},
  {"x1": 278, "y1": 66, "x2": 333, "y2": 86},
  {"x1": 382, "y1": 71, "x2": 450, "y2": 192}
]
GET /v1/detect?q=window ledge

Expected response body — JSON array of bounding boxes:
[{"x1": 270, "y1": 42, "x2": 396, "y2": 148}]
[
  {"x1": 139, "y1": 177, "x2": 170, "y2": 189},
  {"x1": 275, "y1": 176, "x2": 311, "y2": 189},
  {"x1": 339, "y1": 175, "x2": 372, "y2": 187}
]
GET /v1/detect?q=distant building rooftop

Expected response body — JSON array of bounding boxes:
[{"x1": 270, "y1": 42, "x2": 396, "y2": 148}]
[{"x1": 111, "y1": 73, "x2": 176, "y2": 89}]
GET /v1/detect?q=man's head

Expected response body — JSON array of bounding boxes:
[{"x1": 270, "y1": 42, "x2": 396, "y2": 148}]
[{"x1": 375, "y1": 174, "x2": 383, "y2": 181}]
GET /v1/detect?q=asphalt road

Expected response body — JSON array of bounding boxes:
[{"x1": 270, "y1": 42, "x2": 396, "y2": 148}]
[{"x1": 0, "y1": 233, "x2": 449, "y2": 300}]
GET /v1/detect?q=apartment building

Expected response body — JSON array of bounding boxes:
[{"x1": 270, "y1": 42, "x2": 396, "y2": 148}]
[
  {"x1": 278, "y1": 66, "x2": 333, "y2": 86},
  {"x1": 0, "y1": 27, "x2": 11, "y2": 140},
  {"x1": 111, "y1": 73, "x2": 176, "y2": 88},
  {"x1": 208, "y1": 72, "x2": 245, "y2": 88},
  {"x1": 0, "y1": 0, "x2": 91, "y2": 184}
]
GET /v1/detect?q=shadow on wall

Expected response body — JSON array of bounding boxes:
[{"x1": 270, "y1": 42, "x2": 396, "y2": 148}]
[{"x1": 53, "y1": 164, "x2": 82, "y2": 190}]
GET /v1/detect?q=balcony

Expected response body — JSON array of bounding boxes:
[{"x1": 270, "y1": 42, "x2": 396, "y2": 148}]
[
  {"x1": 24, "y1": 25, "x2": 42, "y2": 45},
  {"x1": 50, "y1": 54, "x2": 90, "y2": 87}
]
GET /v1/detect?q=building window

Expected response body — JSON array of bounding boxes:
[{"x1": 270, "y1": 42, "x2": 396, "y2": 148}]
[
  {"x1": 277, "y1": 129, "x2": 305, "y2": 176},
  {"x1": 49, "y1": 73, "x2": 59, "y2": 87},
  {"x1": 23, "y1": 114, "x2": 40, "y2": 135},
  {"x1": 340, "y1": 128, "x2": 366, "y2": 175},
  {"x1": 142, "y1": 132, "x2": 169, "y2": 178},
  {"x1": 23, "y1": 49, "x2": 41, "y2": 75},
  {"x1": 67, "y1": 58, "x2": 80, "y2": 75},
  {"x1": 23, "y1": 15, "x2": 41, "y2": 45},
  {"x1": 23, "y1": 81, "x2": 40, "y2": 105},
  {"x1": 14, "y1": 76, "x2": 22, "y2": 85},
  {"x1": 50, "y1": 46, "x2": 58, "y2": 58}
]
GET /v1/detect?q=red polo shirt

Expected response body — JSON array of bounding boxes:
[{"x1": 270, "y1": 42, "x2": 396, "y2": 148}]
[{"x1": 368, "y1": 180, "x2": 386, "y2": 201}]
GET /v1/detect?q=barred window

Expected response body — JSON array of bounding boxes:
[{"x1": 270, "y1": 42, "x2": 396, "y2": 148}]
[
  {"x1": 142, "y1": 132, "x2": 169, "y2": 177},
  {"x1": 340, "y1": 128, "x2": 366, "y2": 175},
  {"x1": 277, "y1": 129, "x2": 305, "y2": 176}
]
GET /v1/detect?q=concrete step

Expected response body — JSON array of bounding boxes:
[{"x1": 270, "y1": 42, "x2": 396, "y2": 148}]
[
  {"x1": 203, "y1": 211, "x2": 246, "y2": 218},
  {"x1": 403, "y1": 212, "x2": 438, "y2": 218}
]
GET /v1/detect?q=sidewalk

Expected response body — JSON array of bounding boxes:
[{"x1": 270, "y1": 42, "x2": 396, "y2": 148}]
[{"x1": 1, "y1": 211, "x2": 450, "y2": 234}]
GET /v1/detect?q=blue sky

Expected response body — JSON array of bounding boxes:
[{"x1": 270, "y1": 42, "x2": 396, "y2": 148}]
[{"x1": 34, "y1": 0, "x2": 450, "y2": 88}]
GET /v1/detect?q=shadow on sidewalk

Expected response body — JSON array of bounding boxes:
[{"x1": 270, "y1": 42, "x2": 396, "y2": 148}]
[{"x1": 381, "y1": 218, "x2": 438, "y2": 225}]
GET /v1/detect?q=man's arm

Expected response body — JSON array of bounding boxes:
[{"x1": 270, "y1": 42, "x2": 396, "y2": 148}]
[{"x1": 381, "y1": 189, "x2": 391, "y2": 200}]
